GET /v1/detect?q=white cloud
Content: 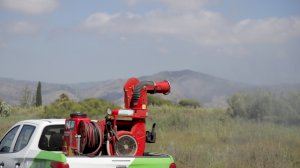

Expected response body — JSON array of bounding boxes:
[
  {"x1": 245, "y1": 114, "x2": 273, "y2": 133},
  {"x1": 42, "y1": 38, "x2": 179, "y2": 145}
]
[
  {"x1": 83, "y1": 13, "x2": 120, "y2": 30},
  {"x1": 159, "y1": 0, "x2": 210, "y2": 10},
  {"x1": 0, "y1": 0, "x2": 58, "y2": 14},
  {"x1": 81, "y1": 11, "x2": 300, "y2": 46},
  {"x1": 82, "y1": 11, "x2": 225, "y2": 35},
  {"x1": 124, "y1": 0, "x2": 212, "y2": 10},
  {"x1": 234, "y1": 17, "x2": 300, "y2": 43},
  {"x1": 3, "y1": 21, "x2": 39, "y2": 35}
]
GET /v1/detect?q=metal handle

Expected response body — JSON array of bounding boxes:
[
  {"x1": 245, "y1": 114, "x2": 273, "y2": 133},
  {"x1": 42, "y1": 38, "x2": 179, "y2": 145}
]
[
  {"x1": 75, "y1": 134, "x2": 81, "y2": 155},
  {"x1": 116, "y1": 166, "x2": 127, "y2": 168},
  {"x1": 15, "y1": 163, "x2": 20, "y2": 168}
]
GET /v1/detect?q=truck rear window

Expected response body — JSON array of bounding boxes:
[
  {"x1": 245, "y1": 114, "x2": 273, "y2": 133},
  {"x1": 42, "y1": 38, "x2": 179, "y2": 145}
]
[{"x1": 38, "y1": 125, "x2": 64, "y2": 151}]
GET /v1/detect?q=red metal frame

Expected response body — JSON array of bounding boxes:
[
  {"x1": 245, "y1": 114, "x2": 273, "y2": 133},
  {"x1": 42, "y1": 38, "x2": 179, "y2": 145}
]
[
  {"x1": 63, "y1": 77, "x2": 171, "y2": 156},
  {"x1": 63, "y1": 114, "x2": 91, "y2": 156},
  {"x1": 106, "y1": 77, "x2": 170, "y2": 156}
]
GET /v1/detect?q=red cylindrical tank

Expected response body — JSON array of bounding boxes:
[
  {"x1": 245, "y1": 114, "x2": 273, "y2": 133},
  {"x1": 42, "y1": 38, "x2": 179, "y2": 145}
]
[{"x1": 63, "y1": 112, "x2": 90, "y2": 156}]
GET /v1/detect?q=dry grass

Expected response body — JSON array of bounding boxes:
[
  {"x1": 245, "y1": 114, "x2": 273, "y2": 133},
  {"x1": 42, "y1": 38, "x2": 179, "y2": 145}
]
[
  {"x1": 146, "y1": 106, "x2": 300, "y2": 168},
  {"x1": 1, "y1": 106, "x2": 300, "y2": 168}
]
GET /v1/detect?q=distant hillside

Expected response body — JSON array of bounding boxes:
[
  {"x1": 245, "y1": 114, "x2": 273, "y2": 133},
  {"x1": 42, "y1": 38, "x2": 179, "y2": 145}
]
[
  {"x1": 0, "y1": 78, "x2": 79, "y2": 105},
  {"x1": 0, "y1": 70, "x2": 299, "y2": 107},
  {"x1": 147, "y1": 70, "x2": 257, "y2": 106}
]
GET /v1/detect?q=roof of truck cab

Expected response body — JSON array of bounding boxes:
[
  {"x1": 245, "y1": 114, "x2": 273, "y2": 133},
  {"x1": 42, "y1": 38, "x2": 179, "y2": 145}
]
[{"x1": 16, "y1": 119, "x2": 65, "y2": 126}]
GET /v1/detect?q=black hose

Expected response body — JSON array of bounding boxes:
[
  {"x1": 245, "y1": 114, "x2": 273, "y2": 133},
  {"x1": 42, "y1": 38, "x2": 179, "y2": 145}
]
[{"x1": 131, "y1": 81, "x2": 155, "y2": 105}]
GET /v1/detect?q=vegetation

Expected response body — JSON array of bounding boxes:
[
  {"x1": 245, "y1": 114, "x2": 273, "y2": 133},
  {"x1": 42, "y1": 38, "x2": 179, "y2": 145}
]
[
  {"x1": 42, "y1": 94, "x2": 119, "y2": 119},
  {"x1": 148, "y1": 95, "x2": 173, "y2": 106},
  {"x1": 0, "y1": 101, "x2": 11, "y2": 117},
  {"x1": 36, "y1": 81, "x2": 42, "y2": 106},
  {"x1": 147, "y1": 106, "x2": 300, "y2": 168},
  {"x1": 227, "y1": 91, "x2": 300, "y2": 124},
  {"x1": 19, "y1": 86, "x2": 34, "y2": 107},
  {"x1": 178, "y1": 99, "x2": 201, "y2": 108},
  {"x1": 1, "y1": 92, "x2": 300, "y2": 168},
  {"x1": 148, "y1": 95, "x2": 202, "y2": 108}
]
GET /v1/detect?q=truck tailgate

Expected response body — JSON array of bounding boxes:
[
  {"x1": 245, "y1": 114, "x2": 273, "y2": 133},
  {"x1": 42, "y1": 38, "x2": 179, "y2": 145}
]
[{"x1": 67, "y1": 156, "x2": 174, "y2": 168}]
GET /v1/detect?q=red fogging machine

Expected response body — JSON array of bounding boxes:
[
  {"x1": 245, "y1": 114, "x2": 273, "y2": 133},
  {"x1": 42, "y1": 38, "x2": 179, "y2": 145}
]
[{"x1": 63, "y1": 78, "x2": 171, "y2": 156}]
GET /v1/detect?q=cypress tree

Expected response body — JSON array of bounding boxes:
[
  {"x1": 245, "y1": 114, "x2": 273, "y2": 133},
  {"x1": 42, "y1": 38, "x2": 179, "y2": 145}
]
[{"x1": 36, "y1": 81, "x2": 42, "y2": 106}]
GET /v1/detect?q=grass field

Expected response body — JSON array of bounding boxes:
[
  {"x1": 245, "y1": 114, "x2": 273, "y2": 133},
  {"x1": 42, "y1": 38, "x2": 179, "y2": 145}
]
[{"x1": 1, "y1": 106, "x2": 300, "y2": 168}]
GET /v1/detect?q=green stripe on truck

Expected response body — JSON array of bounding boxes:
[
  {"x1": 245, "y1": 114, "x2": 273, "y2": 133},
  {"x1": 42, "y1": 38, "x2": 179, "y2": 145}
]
[
  {"x1": 30, "y1": 151, "x2": 66, "y2": 168},
  {"x1": 129, "y1": 157, "x2": 174, "y2": 168}
]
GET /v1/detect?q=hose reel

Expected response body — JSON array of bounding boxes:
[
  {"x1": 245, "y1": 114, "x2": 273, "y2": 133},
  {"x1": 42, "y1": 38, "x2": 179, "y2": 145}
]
[{"x1": 78, "y1": 121, "x2": 103, "y2": 156}]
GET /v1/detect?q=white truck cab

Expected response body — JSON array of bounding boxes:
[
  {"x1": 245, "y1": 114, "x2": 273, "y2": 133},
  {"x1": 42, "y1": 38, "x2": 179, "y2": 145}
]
[{"x1": 0, "y1": 119, "x2": 65, "y2": 168}]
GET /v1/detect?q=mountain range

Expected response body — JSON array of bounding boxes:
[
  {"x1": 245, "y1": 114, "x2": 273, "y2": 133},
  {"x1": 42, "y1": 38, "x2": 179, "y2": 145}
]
[{"x1": 0, "y1": 70, "x2": 299, "y2": 107}]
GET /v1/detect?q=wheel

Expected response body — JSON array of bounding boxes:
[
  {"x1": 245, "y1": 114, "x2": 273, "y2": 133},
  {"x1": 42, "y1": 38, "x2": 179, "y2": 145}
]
[{"x1": 107, "y1": 131, "x2": 138, "y2": 156}]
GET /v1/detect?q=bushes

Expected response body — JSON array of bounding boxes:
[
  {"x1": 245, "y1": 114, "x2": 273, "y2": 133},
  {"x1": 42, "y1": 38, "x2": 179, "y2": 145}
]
[
  {"x1": 43, "y1": 99, "x2": 80, "y2": 118},
  {"x1": 148, "y1": 95, "x2": 174, "y2": 106},
  {"x1": 148, "y1": 95, "x2": 202, "y2": 108},
  {"x1": 1, "y1": 101, "x2": 300, "y2": 168},
  {"x1": 178, "y1": 99, "x2": 201, "y2": 108},
  {"x1": 78, "y1": 98, "x2": 119, "y2": 117},
  {"x1": 227, "y1": 92, "x2": 272, "y2": 120},
  {"x1": 147, "y1": 106, "x2": 300, "y2": 168},
  {"x1": 42, "y1": 96, "x2": 119, "y2": 119},
  {"x1": 227, "y1": 91, "x2": 300, "y2": 124},
  {"x1": 0, "y1": 101, "x2": 11, "y2": 117}
]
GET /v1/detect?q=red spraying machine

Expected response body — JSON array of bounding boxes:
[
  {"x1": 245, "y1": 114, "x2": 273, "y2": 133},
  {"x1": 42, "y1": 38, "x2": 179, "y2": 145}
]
[{"x1": 63, "y1": 77, "x2": 171, "y2": 157}]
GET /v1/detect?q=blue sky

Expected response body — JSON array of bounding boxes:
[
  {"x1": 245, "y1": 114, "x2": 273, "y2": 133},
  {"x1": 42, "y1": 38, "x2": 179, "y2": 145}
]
[{"x1": 0, "y1": 0, "x2": 299, "y2": 85}]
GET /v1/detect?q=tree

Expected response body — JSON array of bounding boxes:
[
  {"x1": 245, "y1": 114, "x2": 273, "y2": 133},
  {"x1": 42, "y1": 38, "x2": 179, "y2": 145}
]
[
  {"x1": 20, "y1": 86, "x2": 32, "y2": 107},
  {"x1": 227, "y1": 91, "x2": 273, "y2": 121},
  {"x1": 0, "y1": 101, "x2": 11, "y2": 117},
  {"x1": 31, "y1": 92, "x2": 36, "y2": 106},
  {"x1": 36, "y1": 81, "x2": 42, "y2": 106},
  {"x1": 178, "y1": 99, "x2": 201, "y2": 108},
  {"x1": 43, "y1": 97, "x2": 119, "y2": 118},
  {"x1": 227, "y1": 93, "x2": 247, "y2": 118},
  {"x1": 57, "y1": 93, "x2": 70, "y2": 102}
]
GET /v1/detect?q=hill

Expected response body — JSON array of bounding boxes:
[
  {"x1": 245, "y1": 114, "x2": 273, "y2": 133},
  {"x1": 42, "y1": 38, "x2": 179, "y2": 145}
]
[
  {"x1": 0, "y1": 78, "x2": 78, "y2": 105},
  {"x1": 1, "y1": 70, "x2": 299, "y2": 107}
]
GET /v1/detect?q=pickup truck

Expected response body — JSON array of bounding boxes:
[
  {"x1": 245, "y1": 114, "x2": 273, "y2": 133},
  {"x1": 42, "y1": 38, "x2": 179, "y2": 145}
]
[{"x1": 0, "y1": 119, "x2": 176, "y2": 168}]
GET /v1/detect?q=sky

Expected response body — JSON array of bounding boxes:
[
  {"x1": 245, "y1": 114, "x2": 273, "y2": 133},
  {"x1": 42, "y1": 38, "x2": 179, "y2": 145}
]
[{"x1": 0, "y1": 0, "x2": 299, "y2": 85}]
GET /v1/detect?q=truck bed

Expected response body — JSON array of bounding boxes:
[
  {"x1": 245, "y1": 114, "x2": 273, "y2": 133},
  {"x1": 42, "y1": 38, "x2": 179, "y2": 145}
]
[{"x1": 66, "y1": 153, "x2": 174, "y2": 168}]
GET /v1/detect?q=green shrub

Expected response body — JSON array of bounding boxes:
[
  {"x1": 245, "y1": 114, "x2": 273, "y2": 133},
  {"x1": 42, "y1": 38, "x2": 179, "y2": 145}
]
[
  {"x1": 78, "y1": 98, "x2": 119, "y2": 118},
  {"x1": 42, "y1": 96, "x2": 119, "y2": 119},
  {"x1": 227, "y1": 91, "x2": 278, "y2": 120},
  {"x1": 0, "y1": 101, "x2": 11, "y2": 117},
  {"x1": 148, "y1": 95, "x2": 173, "y2": 106},
  {"x1": 227, "y1": 91, "x2": 300, "y2": 123},
  {"x1": 178, "y1": 99, "x2": 201, "y2": 108}
]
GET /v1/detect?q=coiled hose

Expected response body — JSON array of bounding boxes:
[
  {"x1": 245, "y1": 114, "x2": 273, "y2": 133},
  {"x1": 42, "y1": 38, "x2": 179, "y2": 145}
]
[{"x1": 78, "y1": 121, "x2": 103, "y2": 156}]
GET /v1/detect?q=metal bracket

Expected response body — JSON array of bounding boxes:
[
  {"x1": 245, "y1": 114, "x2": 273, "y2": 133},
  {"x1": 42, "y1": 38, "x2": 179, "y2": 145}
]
[{"x1": 75, "y1": 134, "x2": 81, "y2": 155}]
